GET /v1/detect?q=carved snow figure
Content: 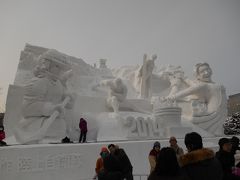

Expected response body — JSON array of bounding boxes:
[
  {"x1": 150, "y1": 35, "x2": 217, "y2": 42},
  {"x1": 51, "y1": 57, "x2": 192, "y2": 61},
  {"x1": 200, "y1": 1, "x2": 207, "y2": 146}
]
[
  {"x1": 168, "y1": 68, "x2": 190, "y2": 97},
  {"x1": 163, "y1": 63, "x2": 227, "y2": 135},
  {"x1": 112, "y1": 54, "x2": 157, "y2": 99},
  {"x1": 93, "y1": 78, "x2": 151, "y2": 114},
  {"x1": 14, "y1": 49, "x2": 74, "y2": 144},
  {"x1": 94, "y1": 78, "x2": 127, "y2": 113},
  {"x1": 137, "y1": 54, "x2": 157, "y2": 99}
]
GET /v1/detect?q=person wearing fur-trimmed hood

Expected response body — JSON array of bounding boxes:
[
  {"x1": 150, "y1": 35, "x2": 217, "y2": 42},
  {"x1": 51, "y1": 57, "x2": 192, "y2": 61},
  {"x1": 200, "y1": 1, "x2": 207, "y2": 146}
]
[{"x1": 179, "y1": 132, "x2": 223, "y2": 180}]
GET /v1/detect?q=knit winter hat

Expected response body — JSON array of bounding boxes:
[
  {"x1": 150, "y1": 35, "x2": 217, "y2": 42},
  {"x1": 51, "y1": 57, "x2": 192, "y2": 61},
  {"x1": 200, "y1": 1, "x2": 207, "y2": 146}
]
[
  {"x1": 101, "y1": 147, "x2": 109, "y2": 153},
  {"x1": 218, "y1": 138, "x2": 230, "y2": 148},
  {"x1": 153, "y1": 141, "x2": 161, "y2": 148}
]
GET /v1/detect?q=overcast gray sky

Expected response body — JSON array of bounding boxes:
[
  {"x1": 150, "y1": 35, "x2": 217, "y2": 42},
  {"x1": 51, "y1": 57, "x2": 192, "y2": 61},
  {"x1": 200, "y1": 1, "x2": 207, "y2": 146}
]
[{"x1": 0, "y1": 0, "x2": 240, "y2": 109}]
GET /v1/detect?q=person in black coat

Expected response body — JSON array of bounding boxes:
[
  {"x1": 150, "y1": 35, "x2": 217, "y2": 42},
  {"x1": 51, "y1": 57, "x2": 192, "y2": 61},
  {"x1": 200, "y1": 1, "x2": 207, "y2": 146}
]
[
  {"x1": 98, "y1": 153, "x2": 123, "y2": 180},
  {"x1": 108, "y1": 144, "x2": 133, "y2": 180},
  {"x1": 179, "y1": 132, "x2": 223, "y2": 180},
  {"x1": 230, "y1": 136, "x2": 240, "y2": 168},
  {"x1": 148, "y1": 147, "x2": 189, "y2": 180},
  {"x1": 231, "y1": 136, "x2": 240, "y2": 156},
  {"x1": 216, "y1": 138, "x2": 240, "y2": 180}
]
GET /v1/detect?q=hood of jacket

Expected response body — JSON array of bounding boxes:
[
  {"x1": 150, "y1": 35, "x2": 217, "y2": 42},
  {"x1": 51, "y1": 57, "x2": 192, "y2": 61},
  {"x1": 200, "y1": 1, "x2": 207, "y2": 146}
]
[{"x1": 179, "y1": 148, "x2": 215, "y2": 167}]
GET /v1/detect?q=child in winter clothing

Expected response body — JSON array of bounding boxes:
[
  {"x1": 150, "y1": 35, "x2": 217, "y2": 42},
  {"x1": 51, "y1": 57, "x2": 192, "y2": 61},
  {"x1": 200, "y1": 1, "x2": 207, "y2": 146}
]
[{"x1": 94, "y1": 147, "x2": 109, "y2": 179}]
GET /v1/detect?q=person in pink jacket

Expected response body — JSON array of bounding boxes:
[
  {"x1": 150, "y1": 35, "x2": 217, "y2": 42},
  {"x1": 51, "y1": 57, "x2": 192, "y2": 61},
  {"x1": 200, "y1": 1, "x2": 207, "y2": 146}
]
[
  {"x1": 0, "y1": 125, "x2": 7, "y2": 146},
  {"x1": 79, "y1": 118, "x2": 87, "y2": 143}
]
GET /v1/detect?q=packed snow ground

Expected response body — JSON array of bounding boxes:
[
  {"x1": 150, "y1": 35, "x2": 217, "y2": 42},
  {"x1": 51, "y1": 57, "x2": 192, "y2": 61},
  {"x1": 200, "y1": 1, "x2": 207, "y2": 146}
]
[{"x1": 1, "y1": 137, "x2": 221, "y2": 180}]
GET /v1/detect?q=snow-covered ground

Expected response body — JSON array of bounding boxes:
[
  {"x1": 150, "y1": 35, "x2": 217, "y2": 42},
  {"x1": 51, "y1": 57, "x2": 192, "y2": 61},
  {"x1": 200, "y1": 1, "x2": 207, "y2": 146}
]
[{"x1": 0, "y1": 137, "x2": 221, "y2": 180}]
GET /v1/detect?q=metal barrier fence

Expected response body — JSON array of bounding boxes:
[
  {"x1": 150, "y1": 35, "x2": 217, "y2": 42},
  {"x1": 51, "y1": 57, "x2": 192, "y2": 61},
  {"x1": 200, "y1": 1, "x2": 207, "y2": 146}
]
[
  {"x1": 133, "y1": 174, "x2": 148, "y2": 180},
  {"x1": 81, "y1": 174, "x2": 148, "y2": 180}
]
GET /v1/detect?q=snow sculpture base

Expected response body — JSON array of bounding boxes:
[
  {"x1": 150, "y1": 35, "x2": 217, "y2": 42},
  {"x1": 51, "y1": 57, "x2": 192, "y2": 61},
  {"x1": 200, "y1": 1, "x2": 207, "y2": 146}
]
[
  {"x1": 96, "y1": 109, "x2": 213, "y2": 141},
  {"x1": 96, "y1": 112, "x2": 127, "y2": 141},
  {"x1": 164, "y1": 126, "x2": 192, "y2": 138},
  {"x1": 153, "y1": 104, "x2": 192, "y2": 138},
  {"x1": 96, "y1": 112, "x2": 152, "y2": 141},
  {"x1": 154, "y1": 106, "x2": 182, "y2": 126}
]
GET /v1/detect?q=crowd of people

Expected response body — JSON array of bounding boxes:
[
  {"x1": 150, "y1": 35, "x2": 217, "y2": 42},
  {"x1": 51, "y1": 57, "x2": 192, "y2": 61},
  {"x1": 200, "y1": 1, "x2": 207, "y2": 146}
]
[{"x1": 94, "y1": 132, "x2": 240, "y2": 180}]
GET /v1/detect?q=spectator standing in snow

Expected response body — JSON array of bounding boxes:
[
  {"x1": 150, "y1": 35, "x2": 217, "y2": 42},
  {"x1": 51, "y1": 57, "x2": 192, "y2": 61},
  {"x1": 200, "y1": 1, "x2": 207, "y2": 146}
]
[
  {"x1": 148, "y1": 147, "x2": 189, "y2": 180},
  {"x1": 108, "y1": 144, "x2": 133, "y2": 180},
  {"x1": 79, "y1": 118, "x2": 87, "y2": 143},
  {"x1": 169, "y1": 136, "x2": 184, "y2": 160},
  {"x1": 149, "y1": 141, "x2": 161, "y2": 173},
  {"x1": 0, "y1": 125, "x2": 7, "y2": 146},
  {"x1": 179, "y1": 132, "x2": 223, "y2": 180},
  {"x1": 93, "y1": 147, "x2": 109, "y2": 179}
]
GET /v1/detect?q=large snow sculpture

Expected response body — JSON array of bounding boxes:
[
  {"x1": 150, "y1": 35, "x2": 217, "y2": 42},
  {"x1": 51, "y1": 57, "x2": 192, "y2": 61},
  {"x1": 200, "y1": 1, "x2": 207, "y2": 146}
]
[
  {"x1": 4, "y1": 44, "x2": 229, "y2": 144},
  {"x1": 163, "y1": 63, "x2": 227, "y2": 135},
  {"x1": 14, "y1": 49, "x2": 74, "y2": 144}
]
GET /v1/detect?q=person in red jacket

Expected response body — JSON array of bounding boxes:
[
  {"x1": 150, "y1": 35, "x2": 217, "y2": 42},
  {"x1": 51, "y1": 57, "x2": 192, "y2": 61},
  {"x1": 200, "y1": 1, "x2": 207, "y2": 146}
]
[
  {"x1": 93, "y1": 146, "x2": 109, "y2": 179},
  {"x1": 0, "y1": 125, "x2": 7, "y2": 146},
  {"x1": 79, "y1": 118, "x2": 87, "y2": 143}
]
